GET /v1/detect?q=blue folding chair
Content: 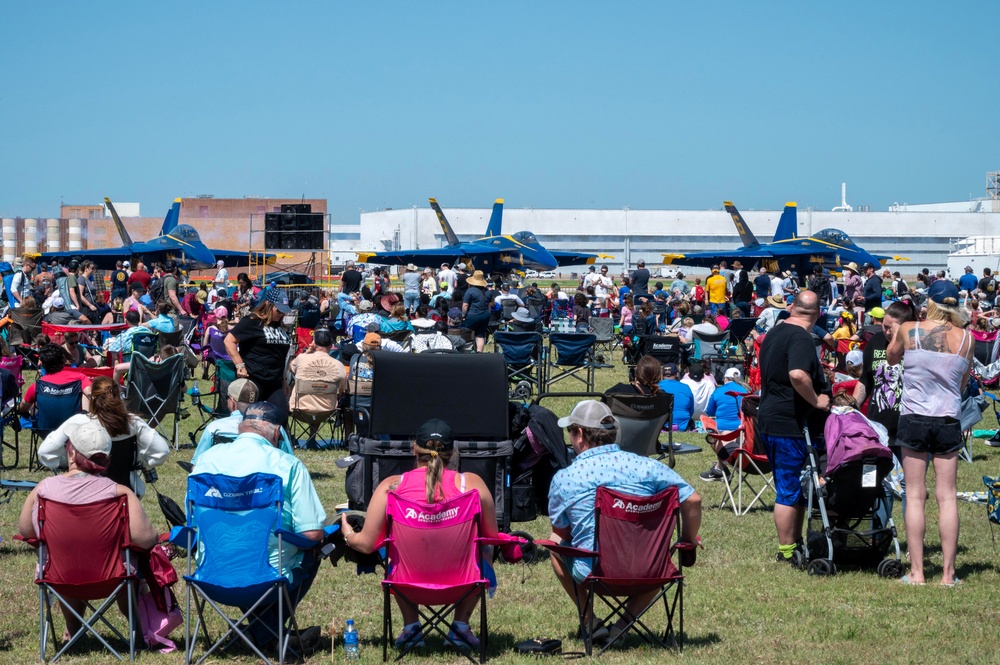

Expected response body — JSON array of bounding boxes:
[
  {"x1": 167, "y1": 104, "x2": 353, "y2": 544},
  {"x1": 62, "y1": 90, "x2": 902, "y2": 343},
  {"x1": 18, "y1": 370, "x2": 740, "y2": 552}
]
[
  {"x1": 26, "y1": 379, "x2": 83, "y2": 470},
  {"x1": 494, "y1": 331, "x2": 545, "y2": 400},
  {"x1": 171, "y1": 473, "x2": 336, "y2": 665},
  {"x1": 545, "y1": 333, "x2": 597, "y2": 392}
]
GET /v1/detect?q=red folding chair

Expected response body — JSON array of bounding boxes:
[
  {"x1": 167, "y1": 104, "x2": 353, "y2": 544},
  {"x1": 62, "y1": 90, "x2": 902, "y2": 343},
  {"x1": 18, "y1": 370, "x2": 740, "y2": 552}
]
[
  {"x1": 704, "y1": 392, "x2": 774, "y2": 516},
  {"x1": 382, "y1": 490, "x2": 505, "y2": 663},
  {"x1": 16, "y1": 495, "x2": 139, "y2": 662},
  {"x1": 538, "y1": 486, "x2": 691, "y2": 655}
]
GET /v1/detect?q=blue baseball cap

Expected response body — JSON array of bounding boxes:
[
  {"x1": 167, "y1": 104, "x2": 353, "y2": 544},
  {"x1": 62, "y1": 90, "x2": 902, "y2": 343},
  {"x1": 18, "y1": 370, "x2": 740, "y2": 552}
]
[{"x1": 927, "y1": 279, "x2": 959, "y2": 306}]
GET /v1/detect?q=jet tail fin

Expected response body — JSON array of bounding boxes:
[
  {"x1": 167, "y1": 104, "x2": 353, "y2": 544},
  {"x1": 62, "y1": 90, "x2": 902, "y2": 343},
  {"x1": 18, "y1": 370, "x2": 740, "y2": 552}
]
[
  {"x1": 724, "y1": 201, "x2": 760, "y2": 247},
  {"x1": 772, "y1": 202, "x2": 798, "y2": 242},
  {"x1": 159, "y1": 198, "x2": 181, "y2": 236},
  {"x1": 484, "y1": 198, "x2": 504, "y2": 238},
  {"x1": 429, "y1": 198, "x2": 461, "y2": 246},
  {"x1": 104, "y1": 197, "x2": 135, "y2": 247}
]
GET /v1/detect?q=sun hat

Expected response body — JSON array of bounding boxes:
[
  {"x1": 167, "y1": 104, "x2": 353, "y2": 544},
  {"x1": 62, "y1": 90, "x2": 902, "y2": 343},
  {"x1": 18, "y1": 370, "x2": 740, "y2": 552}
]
[
  {"x1": 766, "y1": 295, "x2": 786, "y2": 309},
  {"x1": 69, "y1": 419, "x2": 113, "y2": 460},
  {"x1": 196, "y1": 290, "x2": 207, "y2": 304},
  {"x1": 512, "y1": 307, "x2": 534, "y2": 323},
  {"x1": 263, "y1": 287, "x2": 291, "y2": 314},
  {"x1": 557, "y1": 400, "x2": 619, "y2": 430},
  {"x1": 843, "y1": 262, "x2": 859, "y2": 274},
  {"x1": 406, "y1": 263, "x2": 417, "y2": 271},
  {"x1": 927, "y1": 279, "x2": 959, "y2": 306},
  {"x1": 467, "y1": 270, "x2": 488, "y2": 287},
  {"x1": 228, "y1": 378, "x2": 259, "y2": 403},
  {"x1": 416, "y1": 418, "x2": 454, "y2": 450},
  {"x1": 846, "y1": 349, "x2": 864, "y2": 367}
]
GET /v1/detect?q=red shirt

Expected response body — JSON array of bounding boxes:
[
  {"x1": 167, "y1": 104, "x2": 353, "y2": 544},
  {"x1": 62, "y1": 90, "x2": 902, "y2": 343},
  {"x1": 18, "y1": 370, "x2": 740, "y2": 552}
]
[
  {"x1": 24, "y1": 369, "x2": 91, "y2": 405},
  {"x1": 129, "y1": 270, "x2": 152, "y2": 289}
]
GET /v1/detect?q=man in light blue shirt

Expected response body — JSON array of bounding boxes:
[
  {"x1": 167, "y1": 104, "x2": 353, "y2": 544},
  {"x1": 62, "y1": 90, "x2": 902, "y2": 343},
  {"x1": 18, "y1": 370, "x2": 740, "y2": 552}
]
[
  {"x1": 192, "y1": 401, "x2": 327, "y2": 646},
  {"x1": 547, "y1": 400, "x2": 701, "y2": 640}
]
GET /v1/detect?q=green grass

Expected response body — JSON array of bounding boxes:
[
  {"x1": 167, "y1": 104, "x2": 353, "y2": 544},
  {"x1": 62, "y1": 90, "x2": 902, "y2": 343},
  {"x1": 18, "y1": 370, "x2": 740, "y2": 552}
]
[{"x1": 2, "y1": 356, "x2": 1000, "y2": 664}]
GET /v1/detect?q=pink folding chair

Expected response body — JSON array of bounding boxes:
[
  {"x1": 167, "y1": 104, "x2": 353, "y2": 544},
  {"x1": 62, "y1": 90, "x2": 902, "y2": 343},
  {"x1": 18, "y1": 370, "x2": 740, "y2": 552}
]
[
  {"x1": 382, "y1": 490, "x2": 501, "y2": 663},
  {"x1": 538, "y1": 486, "x2": 691, "y2": 655}
]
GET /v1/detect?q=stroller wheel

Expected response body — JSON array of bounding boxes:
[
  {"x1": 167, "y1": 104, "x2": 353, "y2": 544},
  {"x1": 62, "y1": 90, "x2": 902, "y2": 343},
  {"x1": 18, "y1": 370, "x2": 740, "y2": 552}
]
[
  {"x1": 510, "y1": 381, "x2": 533, "y2": 401},
  {"x1": 877, "y1": 558, "x2": 905, "y2": 579},
  {"x1": 807, "y1": 559, "x2": 836, "y2": 576},
  {"x1": 790, "y1": 549, "x2": 807, "y2": 570}
]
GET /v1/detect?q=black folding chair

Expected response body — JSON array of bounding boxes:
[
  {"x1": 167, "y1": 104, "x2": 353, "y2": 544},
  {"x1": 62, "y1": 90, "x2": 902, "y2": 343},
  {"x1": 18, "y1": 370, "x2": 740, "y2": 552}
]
[
  {"x1": 126, "y1": 352, "x2": 186, "y2": 450},
  {"x1": 603, "y1": 391, "x2": 676, "y2": 468}
]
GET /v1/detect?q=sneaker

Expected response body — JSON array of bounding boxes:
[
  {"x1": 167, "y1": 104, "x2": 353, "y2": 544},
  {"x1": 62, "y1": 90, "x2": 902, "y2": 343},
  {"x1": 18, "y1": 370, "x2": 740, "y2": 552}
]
[
  {"x1": 447, "y1": 622, "x2": 480, "y2": 651},
  {"x1": 579, "y1": 624, "x2": 610, "y2": 644},
  {"x1": 395, "y1": 623, "x2": 426, "y2": 649},
  {"x1": 699, "y1": 466, "x2": 726, "y2": 482}
]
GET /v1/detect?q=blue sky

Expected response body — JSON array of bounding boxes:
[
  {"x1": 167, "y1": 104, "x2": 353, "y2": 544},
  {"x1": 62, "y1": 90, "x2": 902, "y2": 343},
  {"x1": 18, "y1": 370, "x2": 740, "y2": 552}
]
[{"x1": 3, "y1": 2, "x2": 998, "y2": 223}]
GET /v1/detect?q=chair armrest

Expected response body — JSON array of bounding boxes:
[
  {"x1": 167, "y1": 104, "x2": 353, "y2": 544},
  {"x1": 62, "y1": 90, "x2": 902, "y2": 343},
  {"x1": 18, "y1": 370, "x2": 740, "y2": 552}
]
[
  {"x1": 169, "y1": 525, "x2": 197, "y2": 547},
  {"x1": 13, "y1": 534, "x2": 39, "y2": 548},
  {"x1": 535, "y1": 539, "x2": 597, "y2": 559},
  {"x1": 478, "y1": 533, "x2": 528, "y2": 547},
  {"x1": 276, "y1": 528, "x2": 330, "y2": 550}
]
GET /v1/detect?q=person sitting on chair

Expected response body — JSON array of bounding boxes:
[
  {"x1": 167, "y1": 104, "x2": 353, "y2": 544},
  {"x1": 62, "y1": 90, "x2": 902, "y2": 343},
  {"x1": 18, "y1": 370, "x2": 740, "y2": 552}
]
[
  {"x1": 62, "y1": 330, "x2": 98, "y2": 368},
  {"x1": 192, "y1": 401, "x2": 328, "y2": 650},
  {"x1": 37, "y1": 376, "x2": 169, "y2": 497},
  {"x1": 341, "y1": 418, "x2": 499, "y2": 652},
  {"x1": 144, "y1": 300, "x2": 176, "y2": 334},
  {"x1": 698, "y1": 367, "x2": 751, "y2": 482},
  {"x1": 18, "y1": 419, "x2": 160, "y2": 643},
  {"x1": 606, "y1": 355, "x2": 663, "y2": 395},
  {"x1": 657, "y1": 362, "x2": 695, "y2": 431},
  {"x1": 547, "y1": 400, "x2": 701, "y2": 644},
  {"x1": 19, "y1": 343, "x2": 92, "y2": 416},
  {"x1": 289, "y1": 329, "x2": 347, "y2": 448}
]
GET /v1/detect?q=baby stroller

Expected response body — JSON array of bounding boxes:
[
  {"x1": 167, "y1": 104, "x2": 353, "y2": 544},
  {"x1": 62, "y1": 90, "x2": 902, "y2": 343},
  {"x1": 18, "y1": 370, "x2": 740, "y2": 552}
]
[{"x1": 800, "y1": 411, "x2": 904, "y2": 577}]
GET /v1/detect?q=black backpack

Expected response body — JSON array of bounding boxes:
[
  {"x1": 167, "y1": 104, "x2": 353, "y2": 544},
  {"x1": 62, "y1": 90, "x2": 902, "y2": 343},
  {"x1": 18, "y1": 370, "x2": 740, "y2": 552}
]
[{"x1": 147, "y1": 277, "x2": 164, "y2": 304}]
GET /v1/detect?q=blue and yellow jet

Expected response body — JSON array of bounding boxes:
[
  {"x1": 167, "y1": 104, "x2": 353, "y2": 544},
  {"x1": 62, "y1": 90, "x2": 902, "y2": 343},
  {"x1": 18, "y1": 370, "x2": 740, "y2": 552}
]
[
  {"x1": 357, "y1": 198, "x2": 606, "y2": 273},
  {"x1": 40, "y1": 198, "x2": 274, "y2": 271},
  {"x1": 662, "y1": 201, "x2": 906, "y2": 274}
]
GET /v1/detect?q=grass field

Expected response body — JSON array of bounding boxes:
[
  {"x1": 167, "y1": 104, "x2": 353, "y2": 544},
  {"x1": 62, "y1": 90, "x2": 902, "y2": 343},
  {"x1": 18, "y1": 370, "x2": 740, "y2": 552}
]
[{"x1": 2, "y1": 355, "x2": 999, "y2": 664}]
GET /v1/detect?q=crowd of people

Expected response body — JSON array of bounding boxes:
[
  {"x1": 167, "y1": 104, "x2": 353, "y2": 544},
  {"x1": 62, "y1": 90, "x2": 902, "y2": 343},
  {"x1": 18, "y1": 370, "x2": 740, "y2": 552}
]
[{"x1": 2, "y1": 250, "x2": 990, "y2": 656}]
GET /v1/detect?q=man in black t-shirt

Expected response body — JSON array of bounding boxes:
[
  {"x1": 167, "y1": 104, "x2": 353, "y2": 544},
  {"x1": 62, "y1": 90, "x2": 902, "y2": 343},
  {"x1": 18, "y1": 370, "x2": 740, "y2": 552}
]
[
  {"x1": 110, "y1": 260, "x2": 130, "y2": 301},
  {"x1": 978, "y1": 267, "x2": 997, "y2": 307},
  {"x1": 631, "y1": 259, "x2": 650, "y2": 298},
  {"x1": 757, "y1": 290, "x2": 830, "y2": 564},
  {"x1": 340, "y1": 260, "x2": 363, "y2": 294}
]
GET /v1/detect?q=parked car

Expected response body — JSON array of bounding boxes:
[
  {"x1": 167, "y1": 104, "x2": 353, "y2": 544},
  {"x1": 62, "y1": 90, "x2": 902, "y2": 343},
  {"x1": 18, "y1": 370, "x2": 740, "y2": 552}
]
[{"x1": 538, "y1": 271, "x2": 557, "y2": 279}]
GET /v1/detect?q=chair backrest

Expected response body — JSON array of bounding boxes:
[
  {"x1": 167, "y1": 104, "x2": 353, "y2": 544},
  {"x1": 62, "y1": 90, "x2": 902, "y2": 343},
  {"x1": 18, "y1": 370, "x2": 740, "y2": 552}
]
[
  {"x1": 187, "y1": 473, "x2": 285, "y2": 588},
  {"x1": 593, "y1": 486, "x2": 679, "y2": 582},
  {"x1": 103, "y1": 435, "x2": 139, "y2": 489},
  {"x1": 36, "y1": 379, "x2": 83, "y2": 432},
  {"x1": 602, "y1": 392, "x2": 673, "y2": 457},
  {"x1": 727, "y1": 318, "x2": 758, "y2": 346},
  {"x1": 0, "y1": 355, "x2": 23, "y2": 385},
  {"x1": 158, "y1": 328, "x2": 184, "y2": 348},
  {"x1": 36, "y1": 495, "x2": 131, "y2": 598},
  {"x1": 494, "y1": 331, "x2": 543, "y2": 366},
  {"x1": 639, "y1": 335, "x2": 681, "y2": 365},
  {"x1": 293, "y1": 378, "x2": 340, "y2": 397},
  {"x1": 384, "y1": 490, "x2": 483, "y2": 591},
  {"x1": 208, "y1": 330, "x2": 231, "y2": 361},
  {"x1": 589, "y1": 316, "x2": 615, "y2": 342},
  {"x1": 691, "y1": 329, "x2": 730, "y2": 360},
  {"x1": 9, "y1": 307, "x2": 43, "y2": 346},
  {"x1": 501, "y1": 300, "x2": 519, "y2": 320},
  {"x1": 126, "y1": 352, "x2": 186, "y2": 421},
  {"x1": 549, "y1": 333, "x2": 596, "y2": 366},
  {"x1": 132, "y1": 331, "x2": 158, "y2": 359}
]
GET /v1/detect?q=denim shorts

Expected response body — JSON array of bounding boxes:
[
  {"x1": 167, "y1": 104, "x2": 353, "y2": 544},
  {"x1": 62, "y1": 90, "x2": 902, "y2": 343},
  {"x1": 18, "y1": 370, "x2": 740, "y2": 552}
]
[
  {"x1": 761, "y1": 433, "x2": 810, "y2": 506},
  {"x1": 897, "y1": 414, "x2": 963, "y2": 455}
]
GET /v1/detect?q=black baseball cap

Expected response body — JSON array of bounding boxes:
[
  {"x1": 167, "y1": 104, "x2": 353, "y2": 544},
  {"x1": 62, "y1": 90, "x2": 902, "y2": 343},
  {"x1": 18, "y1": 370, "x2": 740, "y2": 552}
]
[{"x1": 416, "y1": 418, "x2": 454, "y2": 450}]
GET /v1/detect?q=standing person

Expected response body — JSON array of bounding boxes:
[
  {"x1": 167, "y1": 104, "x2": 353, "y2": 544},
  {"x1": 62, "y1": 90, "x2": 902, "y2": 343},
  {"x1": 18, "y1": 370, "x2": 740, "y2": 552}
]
[
  {"x1": 958, "y1": 265, "x2": 978, "y2": 296},
  {"x1": 438, "y1": 263, "x2": 456, "y2": 293},
  {"x1": 753, "y1": 266, "x2": 772, "y2": 300},
  {"x1": 225, "y1": 288, "x2": 294, "y2": 425},
  {"x1": 161, "y1": 261, "x2": 188, "y2": 317},
  {"x1": 631, "y1": 259, "x2": 650, "y2": 299},
  {"x1": 706, "y1": 266, "x2": 728, "y2": 316},
  {"x1": 719, "y1": 260, "x2": 733, "y2": 287},
  {"x1": 886, "y1": 280, "x2": 972, "y2": 587},
  {"x1": 594, "y1": 265, "x2": 614, "y2": 300},
  {"x1": 807, "y1": 264, "x2": 832, "y2": 307},
  {"x1": 10, "y1": 254, "x2": 35, "y2": 307},
  {"x1": 861, "y1": 262, "x2": 883, "y2": 312},
  {"x1": 340, "y1": 260, "x2": 363, "y2": 294},
  {"x1": 77, "y1": 260, "x2": 101, "y2": 323},
  {"x1": 757, "y1": 290, "x2": 831, "y2": 563},
  {"x1": 128, "y1": 261, "x2": 151, "y2": 290},
  {"x1": 234, "y1": 272, "x2": 257, "y2": 319},
  {"x1": 110, "y1": 260, "x2": 130, "y2": 302},
  {"x1": 978, "y1": 267, "x2": 997, "y2": 308},
  {"x1": 213, "y1": 260, "x2": 229, "y2": 291},
  {"x1": 461, "y1": 270, "x2": 491, "y2": 353}
]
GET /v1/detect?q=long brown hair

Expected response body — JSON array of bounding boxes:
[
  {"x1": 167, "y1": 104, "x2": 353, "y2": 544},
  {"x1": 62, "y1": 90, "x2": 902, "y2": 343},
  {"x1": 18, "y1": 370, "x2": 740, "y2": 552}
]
[
  {"x1": 89, "y1": 376, "x2": 131, "y2": 438},
  {"x1": 250, "y1": 299, "x2": 278, "y2": 326},
  {"x1": 415, "y1": 439, "x2": 455, "y2": 504},
  {"x1": 634, "y1": 355, "x2": 664, "y2": 394}
]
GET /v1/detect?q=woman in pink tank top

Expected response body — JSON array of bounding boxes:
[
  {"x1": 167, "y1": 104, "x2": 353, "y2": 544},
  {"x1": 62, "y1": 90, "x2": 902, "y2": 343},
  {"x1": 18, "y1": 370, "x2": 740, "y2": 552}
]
[
  {"x1": 342, "y1": 418, "x2": 499, "y2": 651},
  {"x1": 18, "y1": 420, "x2": 160, "y2": 641},
  {"x1": 887, "y1": 280, "x2": 974, "y2": 587}
]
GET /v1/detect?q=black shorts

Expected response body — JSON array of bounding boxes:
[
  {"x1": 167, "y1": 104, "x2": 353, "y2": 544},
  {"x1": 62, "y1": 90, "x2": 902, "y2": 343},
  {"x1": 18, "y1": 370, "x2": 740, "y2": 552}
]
[{"x1": 897, "y1": 414, "x2": 963, "y2": 455}]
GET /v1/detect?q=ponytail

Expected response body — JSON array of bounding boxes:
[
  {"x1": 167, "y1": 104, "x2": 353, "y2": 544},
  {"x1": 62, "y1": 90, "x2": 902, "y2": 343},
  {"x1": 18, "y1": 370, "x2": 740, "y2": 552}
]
[{"x1": 415, "y1": 440, "x2": 455, "y2": 504}]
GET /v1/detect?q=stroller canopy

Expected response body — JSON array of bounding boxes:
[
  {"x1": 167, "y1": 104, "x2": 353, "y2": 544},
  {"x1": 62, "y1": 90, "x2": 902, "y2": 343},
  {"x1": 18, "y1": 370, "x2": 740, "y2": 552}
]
[{"x1": 824, "y1": 409, "x2": 892, "y2": 476}]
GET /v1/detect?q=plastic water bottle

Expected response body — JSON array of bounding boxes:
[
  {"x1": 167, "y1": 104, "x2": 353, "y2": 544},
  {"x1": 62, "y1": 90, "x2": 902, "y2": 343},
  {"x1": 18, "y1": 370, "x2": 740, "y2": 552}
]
[
  {"x1": 189, "y1": 383, "x2": 201, "y2": 405},
  {"x1": 344, "y1": 619, "x2": 359, "y2": 660}
]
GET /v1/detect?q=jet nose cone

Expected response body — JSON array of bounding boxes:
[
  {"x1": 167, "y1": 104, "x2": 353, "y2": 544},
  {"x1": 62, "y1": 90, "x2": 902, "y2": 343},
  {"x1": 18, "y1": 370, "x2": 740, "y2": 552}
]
[{"x1": 537, "y1": 248, "x2": 558, "y2": 271}]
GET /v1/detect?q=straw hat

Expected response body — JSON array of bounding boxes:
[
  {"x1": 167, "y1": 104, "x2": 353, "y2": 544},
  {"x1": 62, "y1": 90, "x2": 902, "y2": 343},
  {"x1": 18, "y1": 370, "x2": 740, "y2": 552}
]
[
  {"x1": 766, "y1": 295, "x2": 786, "y2": 309},
  {"x1": 467, "y1": 270, "x2": 488, "y2": 287},
  {"x1": 843, "y1": 262, "x2": 859, "y2": 274}
]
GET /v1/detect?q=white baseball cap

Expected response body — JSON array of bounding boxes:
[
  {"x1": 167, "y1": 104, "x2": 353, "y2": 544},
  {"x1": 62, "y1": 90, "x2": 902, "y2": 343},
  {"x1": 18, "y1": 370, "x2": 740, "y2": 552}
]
[
  {"x1": 557, "y1": 400, "x2": 619, "y2": 430},
  {"x1": 69, "y1": 419, "x2": 112, "y2": 459},
  {"x1": 724, "y1": 367, "x2": 742, "y2": 381}
]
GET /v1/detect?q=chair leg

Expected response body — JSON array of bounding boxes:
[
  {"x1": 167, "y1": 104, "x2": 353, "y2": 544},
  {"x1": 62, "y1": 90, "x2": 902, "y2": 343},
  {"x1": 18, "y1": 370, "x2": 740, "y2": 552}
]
[
  {"x1": 383, "y1": 585, "x2": 390, "y2": 662},
  {"x1": 479, "y1": 587, "x2": 487, "y2": 664}
]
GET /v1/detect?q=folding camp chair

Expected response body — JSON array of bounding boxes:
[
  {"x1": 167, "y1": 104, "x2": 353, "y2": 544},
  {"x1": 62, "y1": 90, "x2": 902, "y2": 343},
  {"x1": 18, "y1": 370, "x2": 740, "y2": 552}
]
[
  {"x1": 493, "y1": 331, "x2": 544, "y2": 400},
  {"x1": 188, "y1": 358, "x2": 236, "y2": 447},
  {"x1": 589, "y1": 317, "x2": 617, "y2": 358},
  {"x1": 158, "y1": 328, "x2": 184, "y2": 349},
  {"x1": 8, "y1": 306, "x2": 43, "y2": 346},
  {"x1": 545, "y1": 333, "x2": 597, "y2": 392},
  {"x1": 382, "y1": 490, "x2": 502, "y2": 664},
  {"x1": 704, "y1": 393, "x2": 774, "y2": 516},
  {"x1": 172, "y1": 473, "x2": 327, "y2": 665},
  {"x1": 126, "y1": 352, "x2": 186, "y2": 450},
  {"x1": 538, "y1": 487, "x2": 689, "y2": 655},
  {"x1": 17, "y1": 495, "x2": 139, "y2": 662},
  {"x1": 289, "y1": 378, "x2": 341, "y2": 449},
  {"x1": 103, "y1": 434, "x2": 142, "y2": 491},
  {"x1": 1, "y1": 367, "x2": 21, "y2": 469},
  {"x1": 603, "y1": 391, "x2": 675, "y2": 468},
  {"x1": 131, "y1": 330, "x2": 158, "y2": 360},
  {"x1": 27, "y1": 379, "x2": 83, "y2": 471},
  {"x1": 690, "y1": 329, "x2": 731, "y2": 362},
  {"x1": 727, "y1": 318, "x2": 758, "y2": 356}
]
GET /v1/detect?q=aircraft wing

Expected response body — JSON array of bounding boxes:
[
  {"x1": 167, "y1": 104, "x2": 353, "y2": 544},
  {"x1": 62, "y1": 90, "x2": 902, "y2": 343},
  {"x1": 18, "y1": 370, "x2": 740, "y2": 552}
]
[
  {"x1": 548, "y1": 250, "x2": 608, "y2": 267},
  {"x1": 357, "y1": 244, "x2": 499, "y2": 268},
  {"x1": 38, "y1": 248, "x2": 141, "y2": 271},
  {"x1": 208, "y1": 248, "x2": 277, "y2": 268},
  {"x1": 662, "y1": 245, "x2": 825, "y2": 268}
]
